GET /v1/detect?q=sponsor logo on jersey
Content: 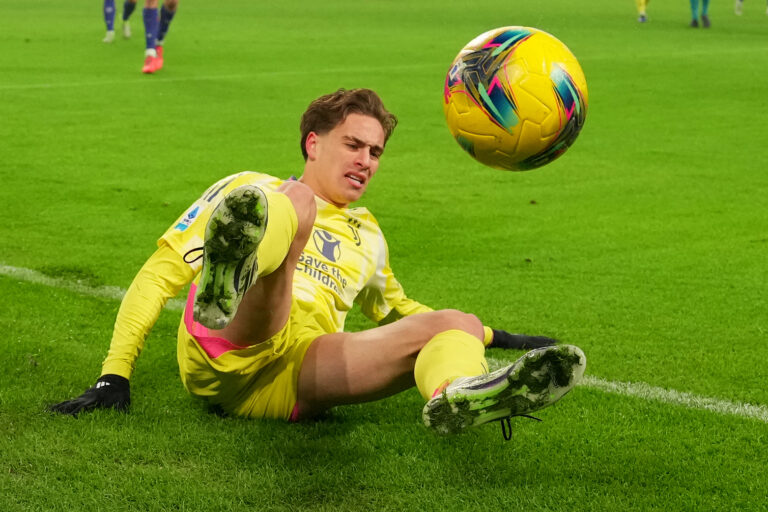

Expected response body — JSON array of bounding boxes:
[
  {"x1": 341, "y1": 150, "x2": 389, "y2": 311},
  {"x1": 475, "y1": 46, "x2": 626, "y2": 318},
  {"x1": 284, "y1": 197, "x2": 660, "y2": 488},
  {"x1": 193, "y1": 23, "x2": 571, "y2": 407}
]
[
  {"x1": 313, "y1": 229, "x2": 342, "y2": 262},
  {"x1": 297, "y1": 252, "x2": 348, "y2": 294},
  {"x1": 174, "y1": 205, "x2": 200, "y2": 232},
  {"x1": 298, "y1": 229, "x2": 349, "y2": 294}
]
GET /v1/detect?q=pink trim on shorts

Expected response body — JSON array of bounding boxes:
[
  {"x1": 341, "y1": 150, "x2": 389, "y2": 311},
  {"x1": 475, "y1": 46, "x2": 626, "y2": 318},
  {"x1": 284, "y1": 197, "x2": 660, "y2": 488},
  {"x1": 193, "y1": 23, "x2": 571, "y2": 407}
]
[
  {"x1": 185, "y1": 284, "x2": 250, "y2": 359},
  {"x1": 289, "y1": 403, "x2": 301, "y2": 423}
]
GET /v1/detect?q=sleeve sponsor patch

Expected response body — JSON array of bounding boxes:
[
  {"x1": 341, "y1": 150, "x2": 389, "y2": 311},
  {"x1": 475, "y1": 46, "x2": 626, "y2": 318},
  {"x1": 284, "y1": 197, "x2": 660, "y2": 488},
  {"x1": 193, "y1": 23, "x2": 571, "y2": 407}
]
[{"x1": 174, "y1": 205, "x2": 201, "y2": 232}]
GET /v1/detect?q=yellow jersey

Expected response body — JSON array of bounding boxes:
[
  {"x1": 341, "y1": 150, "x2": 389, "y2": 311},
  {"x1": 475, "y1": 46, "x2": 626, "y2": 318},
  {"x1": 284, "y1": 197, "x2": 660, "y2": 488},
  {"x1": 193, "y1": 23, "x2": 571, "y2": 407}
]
[{"x1": 160, "y1": 171, "x2": 431, "y2": 335}]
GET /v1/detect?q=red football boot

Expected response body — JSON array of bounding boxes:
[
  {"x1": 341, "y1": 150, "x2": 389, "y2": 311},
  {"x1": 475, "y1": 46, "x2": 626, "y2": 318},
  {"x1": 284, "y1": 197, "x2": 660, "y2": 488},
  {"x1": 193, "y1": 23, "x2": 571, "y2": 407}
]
[
  {"x1": 155, "y1": 45, "x2": 164, "y2": 69},
  {"x1": 141, "y1": 49, "x2": 163, "y2": 74}
]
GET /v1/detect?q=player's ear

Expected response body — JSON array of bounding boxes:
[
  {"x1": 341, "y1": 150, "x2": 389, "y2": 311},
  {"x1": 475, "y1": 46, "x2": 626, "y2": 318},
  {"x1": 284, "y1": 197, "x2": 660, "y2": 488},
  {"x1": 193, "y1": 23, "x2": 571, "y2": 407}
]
[{"x1": 305, "y1": 132, "x2": 319, "y2": 161}]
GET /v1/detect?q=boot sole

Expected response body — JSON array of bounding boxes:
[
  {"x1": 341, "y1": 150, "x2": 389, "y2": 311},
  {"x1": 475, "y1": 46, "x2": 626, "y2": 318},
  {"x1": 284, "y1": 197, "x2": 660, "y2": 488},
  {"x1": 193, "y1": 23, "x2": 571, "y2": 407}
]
[
  {"x1": 193, "y1": 185, "x2": 268, "y2": 329},
  {"x1": 423, "y1": 345, "x2": 586, "y2": 435}
]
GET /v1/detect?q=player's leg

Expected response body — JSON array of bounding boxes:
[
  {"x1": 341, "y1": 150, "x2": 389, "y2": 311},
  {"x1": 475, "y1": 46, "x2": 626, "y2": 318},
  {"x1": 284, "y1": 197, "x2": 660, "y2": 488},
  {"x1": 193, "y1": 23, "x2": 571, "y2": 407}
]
[
  {"x1": 157, "y1": 0, "x2": 177, "y2": 46},
  {"x1": 195, "y1": 181, "x2": 317, "y2": 345},
  {"x1": 635, "y1": 0, "x2": 648, "y2": 22},
  {"x1": 295, "y1": 309, "x2": 486, "y2": 415},
  {"x1": 178, "y1": 181, "x2": 314, "y2": 420},
  {"x1": 690, "y1": 0, "x2": 700, "y2": 27},
  {"x1": 155, "y1": 0, "x2": 178, "y2": 67},
  {"x1": 103, "y1": 0, "x2": 116, "y2": 42},
  {"x1": 122, "y1": 0, "x2": 137, "y2": 38},
  {"x1": 422, "y1": 343, "x2": 585, "y2": 436},
  {"x1": 701, "y1": 0, "x2": 711, "y2": 27},
  {"x1": 141, "y1": 0, "x2": 161, "y2": 73},
  {"x1": 295, "y1": 312, "x2": 586, "y2": 435}
]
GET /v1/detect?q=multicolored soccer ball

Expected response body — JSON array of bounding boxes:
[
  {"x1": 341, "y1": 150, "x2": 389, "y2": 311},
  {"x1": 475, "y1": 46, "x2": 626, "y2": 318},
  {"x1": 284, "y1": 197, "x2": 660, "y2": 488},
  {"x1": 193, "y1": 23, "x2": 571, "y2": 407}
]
[{"x1": 443, "y1": 26, "x2": 588, "y2": 171}]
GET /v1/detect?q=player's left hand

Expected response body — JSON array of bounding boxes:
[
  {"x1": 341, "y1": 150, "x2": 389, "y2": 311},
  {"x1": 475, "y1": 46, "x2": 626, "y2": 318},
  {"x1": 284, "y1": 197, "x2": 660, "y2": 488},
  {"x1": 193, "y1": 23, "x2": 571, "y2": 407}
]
[
  {"x1": 488, "y1": 329, "x2": 558, "y2": 350},
  {"x1": 48, "y1": 374, "x2": 130, "y2": 416}
]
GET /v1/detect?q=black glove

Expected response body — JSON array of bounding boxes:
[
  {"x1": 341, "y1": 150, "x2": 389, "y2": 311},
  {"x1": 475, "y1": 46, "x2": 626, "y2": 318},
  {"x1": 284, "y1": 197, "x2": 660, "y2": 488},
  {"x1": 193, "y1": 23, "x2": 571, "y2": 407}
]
[
  {"x1": 48, "y1": 374, "x2": 130, "y2": 416},
  {"x1": 489, "y1": 329, "x2": 558, "y2": 350}
]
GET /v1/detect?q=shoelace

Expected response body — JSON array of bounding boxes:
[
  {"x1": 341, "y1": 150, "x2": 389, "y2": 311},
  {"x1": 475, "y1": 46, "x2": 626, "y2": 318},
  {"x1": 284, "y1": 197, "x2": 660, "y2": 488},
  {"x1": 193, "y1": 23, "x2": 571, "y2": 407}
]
[
  {"x1": 500, "y1": 414, "x2": 542, "y2": 441},
  {"x1": 184, "y1": 247, "x2": 204, "y2": 264},
  {"x1": 183, "y1": 246, "x2": 253, "y2": 292}
]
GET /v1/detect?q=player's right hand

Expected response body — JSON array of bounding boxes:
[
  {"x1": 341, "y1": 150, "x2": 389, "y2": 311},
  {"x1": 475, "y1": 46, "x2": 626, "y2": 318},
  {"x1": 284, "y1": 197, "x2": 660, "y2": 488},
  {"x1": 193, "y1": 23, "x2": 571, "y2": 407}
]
[{"x1": 48, "y1": 374, "x2": 130, "y2": 416}]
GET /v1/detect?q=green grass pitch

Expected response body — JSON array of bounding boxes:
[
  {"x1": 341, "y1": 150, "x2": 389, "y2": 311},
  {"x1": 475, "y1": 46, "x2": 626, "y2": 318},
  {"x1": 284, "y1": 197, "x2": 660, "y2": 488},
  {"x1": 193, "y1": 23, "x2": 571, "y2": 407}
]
[{"x1": 1, "y1": 0, "x2": 767, "y2": 510}]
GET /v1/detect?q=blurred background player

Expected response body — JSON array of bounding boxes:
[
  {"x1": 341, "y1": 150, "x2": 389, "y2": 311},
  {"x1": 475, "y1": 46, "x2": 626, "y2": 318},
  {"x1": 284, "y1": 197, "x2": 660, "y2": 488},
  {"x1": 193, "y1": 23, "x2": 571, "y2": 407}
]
[
  {"x1": 636, "y1": 0, "x2": 650, "y2": 22},
  {"x1": 102, "y1": 0, "x2": 179, "y2": 74},
  {"x1": 102, "y1": 0, "x2": 134, "y2": 42},
  {"x1": 734, "y1": 0, "x2": 768, "y2": 15},
  {"x1": 689, "y1": 0, "x2": 711, "y2": 27}
]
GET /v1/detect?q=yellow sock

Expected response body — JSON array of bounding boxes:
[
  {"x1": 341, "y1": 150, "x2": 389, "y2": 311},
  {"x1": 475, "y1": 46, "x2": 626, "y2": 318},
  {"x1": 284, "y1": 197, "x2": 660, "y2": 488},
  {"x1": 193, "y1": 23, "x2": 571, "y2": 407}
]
[
  {"x1": 414, "y1": 329, "x2": 488, "y2": 400},
  {"x1": 482, "y1": 325, "x2": 493, "y2": 347},
  {"x1": 636, "y1": 0, "x2": 648, "y2": 15},
  {"x1": 254, "y1": 191, "x2": 299, "y2": 276}
]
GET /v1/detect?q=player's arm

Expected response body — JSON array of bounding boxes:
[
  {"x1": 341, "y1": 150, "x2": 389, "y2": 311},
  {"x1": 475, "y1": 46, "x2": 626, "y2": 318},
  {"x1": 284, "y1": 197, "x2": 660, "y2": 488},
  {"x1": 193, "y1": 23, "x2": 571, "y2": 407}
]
[
  {"x1": 49, "y1": 172, "x2": 273, "y2": 415},
  {"x1": 373, "y1": 295, "x2": 433, "y2": 325},
  {"x1": 353, "y1": 236, "x2": 433, "y2": 325},
  {"x1": 49, "y1": 242, "x2": 194, "y2": 416}
]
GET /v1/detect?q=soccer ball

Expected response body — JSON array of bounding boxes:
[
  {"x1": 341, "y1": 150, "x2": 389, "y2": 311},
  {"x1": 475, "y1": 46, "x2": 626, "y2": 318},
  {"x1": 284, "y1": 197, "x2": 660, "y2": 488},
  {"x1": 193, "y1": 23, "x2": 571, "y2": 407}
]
[{"x1": 443, "y1": 26, "x2": 588, "y2": 171}]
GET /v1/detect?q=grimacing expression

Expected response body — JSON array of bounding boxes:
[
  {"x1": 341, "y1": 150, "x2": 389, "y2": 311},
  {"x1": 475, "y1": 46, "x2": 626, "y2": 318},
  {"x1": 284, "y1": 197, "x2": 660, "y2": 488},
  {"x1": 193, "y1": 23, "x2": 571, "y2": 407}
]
[{"x1": 303, "y1": 113, "x2": 386, "y2": 208}]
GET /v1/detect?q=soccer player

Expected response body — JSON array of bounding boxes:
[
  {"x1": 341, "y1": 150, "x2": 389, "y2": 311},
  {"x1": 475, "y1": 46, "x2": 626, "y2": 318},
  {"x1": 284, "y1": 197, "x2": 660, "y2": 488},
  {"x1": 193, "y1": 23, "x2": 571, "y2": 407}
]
[
  {"x1": 49, "y1": 89, "x2": 586, "y2": 438},
  {"x1": 636, "y1": 0, "x2": 650, "y2": 23},
  {"x1": 689, "y1": 0, "x2": 711, "y2": 27},
  {"x1": 102, "y1": 0, "x2": 131, "y2": 42},
  {"x1": 734, "y1": 0, "x2": 768, "y2": 15},
  {"x1": 101, "y1": 0, "x2": 179, "y2": 74}
]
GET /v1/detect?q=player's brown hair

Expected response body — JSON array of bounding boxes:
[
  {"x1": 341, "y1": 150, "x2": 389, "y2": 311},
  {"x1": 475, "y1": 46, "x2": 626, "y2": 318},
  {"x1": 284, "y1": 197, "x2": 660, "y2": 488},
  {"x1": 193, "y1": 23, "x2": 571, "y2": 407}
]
[{"x1": 300, "y1": 88, "x2": 398, "y2": 160}]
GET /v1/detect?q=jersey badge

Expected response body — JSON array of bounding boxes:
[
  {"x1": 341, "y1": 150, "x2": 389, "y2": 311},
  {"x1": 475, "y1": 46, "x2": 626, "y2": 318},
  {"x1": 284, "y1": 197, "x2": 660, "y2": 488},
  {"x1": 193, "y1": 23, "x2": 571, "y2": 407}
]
[{"x1": 174, "y1": 205, "x2": 201, "y2": 232}]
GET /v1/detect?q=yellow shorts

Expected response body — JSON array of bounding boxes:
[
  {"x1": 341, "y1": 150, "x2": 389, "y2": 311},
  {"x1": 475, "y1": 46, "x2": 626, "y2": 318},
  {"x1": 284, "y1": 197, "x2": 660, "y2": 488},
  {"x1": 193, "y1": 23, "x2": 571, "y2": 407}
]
[{"x1": 176, "y1": 284, "x2": 319, "y2": 420}]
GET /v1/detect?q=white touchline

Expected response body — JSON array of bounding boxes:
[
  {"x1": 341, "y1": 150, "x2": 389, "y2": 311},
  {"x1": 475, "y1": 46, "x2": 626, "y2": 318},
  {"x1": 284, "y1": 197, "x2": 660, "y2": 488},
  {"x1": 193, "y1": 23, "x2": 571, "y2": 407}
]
[
  {"x1": 579, "y1": 374, "x2": 768, "y2": 424},
  {"x1": 484, "y1": 357, "x2": 768, "y2": 424},
  {"x1": 2, "y1": 262, "x2": 766, "y2": 424}
]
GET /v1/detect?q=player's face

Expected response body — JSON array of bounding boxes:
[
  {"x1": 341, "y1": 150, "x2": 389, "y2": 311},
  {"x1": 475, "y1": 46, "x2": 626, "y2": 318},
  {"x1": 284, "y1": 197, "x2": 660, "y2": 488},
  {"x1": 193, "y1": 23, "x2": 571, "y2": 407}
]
[{"x1": 302, "y1": 113, "x2": 386, "y2": 208}]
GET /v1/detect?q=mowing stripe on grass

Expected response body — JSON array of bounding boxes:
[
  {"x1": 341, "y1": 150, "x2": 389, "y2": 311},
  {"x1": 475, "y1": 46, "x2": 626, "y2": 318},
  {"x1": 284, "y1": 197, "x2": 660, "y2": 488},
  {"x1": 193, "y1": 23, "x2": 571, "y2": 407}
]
[
  {"x1": 5, "y1": 48, "x2": 767, "y2": 91},
  {"x1": 0, "y1": 64, "x2": 442, "y2": 90},
  {"x1": 0, "y1": 263, "x2": 185, "y2": 311},
  {"x1": 3, "y1": 262, "x2": 767, "y2": 424}
]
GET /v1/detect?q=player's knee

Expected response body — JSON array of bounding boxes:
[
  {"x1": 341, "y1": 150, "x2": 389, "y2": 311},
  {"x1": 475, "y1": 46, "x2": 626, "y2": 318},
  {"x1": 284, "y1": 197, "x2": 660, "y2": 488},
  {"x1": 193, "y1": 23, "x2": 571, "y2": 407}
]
[
  {"x1": 164, "y1": 0, "x2": 178, "y2": 10},
  {"x1": 431, "y1": 309, "x2": 483, "y2": 339},
  {"x1": 279, "y1": 181, "x2": 316, "y2": 236}
]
